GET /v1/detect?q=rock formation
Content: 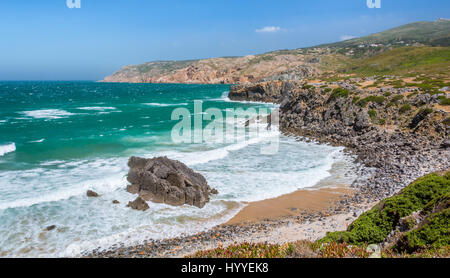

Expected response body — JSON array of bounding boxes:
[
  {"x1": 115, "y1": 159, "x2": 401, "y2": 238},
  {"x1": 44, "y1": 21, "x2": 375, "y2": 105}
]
[
  {"x1": 127, "y1": 197, "x2": 149, "y2": 211},
  {"x1": 126, "y1": 156, "x2": 217, "y2": 208},
  {"x1": 87, "y1": 190, "x2": 99, "y2": 197},
  {"x1": 229, "y1": 80, "x2": 449, "y2": 203}
]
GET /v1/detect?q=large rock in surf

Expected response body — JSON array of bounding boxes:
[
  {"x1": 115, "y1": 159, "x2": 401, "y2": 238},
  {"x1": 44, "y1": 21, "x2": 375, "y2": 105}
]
[{"x1": 126, "y1": 156, "x2": 217, "y2": 208}]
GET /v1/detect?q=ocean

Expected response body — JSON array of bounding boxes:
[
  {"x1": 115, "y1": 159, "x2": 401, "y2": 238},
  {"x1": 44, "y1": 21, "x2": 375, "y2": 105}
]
[{"x1": 0, "y1": 81, "x2": 351, "y2": 257}]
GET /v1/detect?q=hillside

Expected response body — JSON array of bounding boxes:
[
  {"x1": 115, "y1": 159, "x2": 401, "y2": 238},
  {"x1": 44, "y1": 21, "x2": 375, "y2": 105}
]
[
  {"x1": 101, "y1": 19, "x2": 450, "y2": 84},
  {"x1": 322, "y1": 19, "x2": 450, "y2": 49}
]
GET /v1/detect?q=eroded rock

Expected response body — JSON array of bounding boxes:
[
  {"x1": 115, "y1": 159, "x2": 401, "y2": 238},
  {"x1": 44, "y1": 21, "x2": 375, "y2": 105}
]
[
  {"x1": 127, "y1": 156, "x2": 217, "y2": 208},
  {"x1": 127, "y1": 196, "x2": 149, "y2": 211},
  {"x1": 87, "y1": 190, "x2": 99, "y2": 198}
]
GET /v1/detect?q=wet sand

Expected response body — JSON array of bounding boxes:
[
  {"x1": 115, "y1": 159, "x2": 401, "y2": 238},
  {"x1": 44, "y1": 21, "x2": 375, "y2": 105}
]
[{"x1": 226, "y1": 187, "x2": 354, "y2": 225}]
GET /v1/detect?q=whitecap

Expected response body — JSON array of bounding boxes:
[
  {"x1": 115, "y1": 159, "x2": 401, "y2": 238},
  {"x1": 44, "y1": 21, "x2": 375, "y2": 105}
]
[
  {"x1": 143, "y1": 103, "x2": 188, "y2": 107},
  {"x1": 76, "y1": 107, "x2": 117, "y2": 111},
  {"x1": 21, "y1": 109, "x2": 75, "y2": 119},
  {"x1": 29, "y1": 139, "x2": 45, "y2": 143},
  {"x1": 0, "y1": 143, "x2": 15, "y2": 156}
]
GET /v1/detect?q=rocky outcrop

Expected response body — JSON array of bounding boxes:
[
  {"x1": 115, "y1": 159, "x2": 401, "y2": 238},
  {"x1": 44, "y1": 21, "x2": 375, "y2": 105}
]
[
  {"x1": 87, "y1": 190, "x2": 99, "y2": 198},
  {"x1": 229, "y1": 80, "x2": 449, "y2": 203},
  {"x1": 126, "y1": 156, "x2": 217, "y2": 208},
  {"x1": 229, "y1": 80, "x2": 301, "y2": 102},
  {"x1": 127, "y1": 197, "x2": 149, "y2": 211},
  {"x1": 101, "y1": 52, "x2": 324, "y2": 84}
]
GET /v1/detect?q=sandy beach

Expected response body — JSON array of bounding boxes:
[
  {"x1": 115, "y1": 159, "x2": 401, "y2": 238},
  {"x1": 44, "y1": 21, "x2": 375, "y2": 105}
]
[{"x1": 226, "y1": 187, "x2": 354, "y2": 225}]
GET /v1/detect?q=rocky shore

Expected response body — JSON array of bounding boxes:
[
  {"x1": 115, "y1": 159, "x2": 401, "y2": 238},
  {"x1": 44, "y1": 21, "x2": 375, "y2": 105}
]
[
  {"x1": 85, "y1": 77, "x2": 448, "y2": 258},
  {"x1": 231, "y1": 79, "x2": 449, "y2": 204}
]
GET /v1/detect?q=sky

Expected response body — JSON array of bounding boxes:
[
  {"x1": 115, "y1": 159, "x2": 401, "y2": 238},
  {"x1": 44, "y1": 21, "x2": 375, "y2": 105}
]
[{"x1": 0, "y1": 0, "x2": 449, "y2": 80}]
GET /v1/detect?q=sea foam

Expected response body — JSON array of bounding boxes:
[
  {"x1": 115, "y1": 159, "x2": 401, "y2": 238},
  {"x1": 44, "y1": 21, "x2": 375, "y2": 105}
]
[
  {"x1": 22, "y1": 109, "x2": 75, "y2": 119},
  {"x1": 0, "y1": 143, "x2": 16, "y2": 157}
]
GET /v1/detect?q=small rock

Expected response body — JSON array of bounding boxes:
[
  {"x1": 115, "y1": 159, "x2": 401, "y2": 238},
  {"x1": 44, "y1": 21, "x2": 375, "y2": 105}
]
[
  {"x1": 45, "y1": 225, "x2": 56, "y2": 231},
  {"x1": 112, "y1": 200, "x2": 120, "y2": 204},
  {"x1": 127, "y1": 197, "x2": 149, "y2": 211},
  {"x1": 210, "y1": 188, "x2": 219, "y2": 195},
  {"x1": 87, "y1": 190, "x2": 99, "y2": 198}
]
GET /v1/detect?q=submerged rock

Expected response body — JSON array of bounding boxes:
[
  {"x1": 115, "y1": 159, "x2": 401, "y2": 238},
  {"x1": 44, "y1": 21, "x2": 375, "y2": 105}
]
[
  {"x1": 127, "y1": 196, "x2": 149, "y2": 211},
  {"x1": 45, "y1": 225, "x2": 56, "y2": 231},
  {"x1": 87, "y1": 190, "x2": 99, "y2": 198},
  {"x1": 127, "y1": 156, "x2": 217, "y2": 208}
]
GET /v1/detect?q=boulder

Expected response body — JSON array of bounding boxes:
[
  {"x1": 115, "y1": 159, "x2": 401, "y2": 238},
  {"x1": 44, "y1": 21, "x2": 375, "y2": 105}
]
[
  {"x1": 126, "y1": 156, "x2": 217, "y2": 208},
  {"x1": 45, "y1": 225, "x2": 56, "y2": 231},
  {"x1": 86, "y1": 190, "x2": 99, "y2": 198},
  {"x1": 127, "y1": 196, "x2": 149, "y2": 211}
]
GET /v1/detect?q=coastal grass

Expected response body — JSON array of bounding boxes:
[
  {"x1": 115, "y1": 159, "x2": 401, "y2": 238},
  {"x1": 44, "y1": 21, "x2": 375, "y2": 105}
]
[
  {"x1": 341, "y1": 46, "x2": 450, "y2": 77},
  {"x1": 318, "y1": 172, "x2": 450, "y2": 249}
]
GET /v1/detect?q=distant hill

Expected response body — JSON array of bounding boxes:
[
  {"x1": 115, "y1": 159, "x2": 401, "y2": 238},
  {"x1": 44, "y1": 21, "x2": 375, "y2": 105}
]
[
  {"x1": 102, "y1": 20, "x2": 450, "y2": 84},
  {"x1": 323, "y1": 19, "x2": 450, "y2": 48}
]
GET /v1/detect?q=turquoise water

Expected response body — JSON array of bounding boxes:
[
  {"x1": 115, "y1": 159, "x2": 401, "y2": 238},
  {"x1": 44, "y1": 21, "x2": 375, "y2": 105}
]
[{"x1": 0, "y1": 82, "x2": 348, "y2": 257}]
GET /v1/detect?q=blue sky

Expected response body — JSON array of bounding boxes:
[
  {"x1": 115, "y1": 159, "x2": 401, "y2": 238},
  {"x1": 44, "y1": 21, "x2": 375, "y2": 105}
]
[{"x1": 0, "y1": 0, "x2": 448, "y2": 80}]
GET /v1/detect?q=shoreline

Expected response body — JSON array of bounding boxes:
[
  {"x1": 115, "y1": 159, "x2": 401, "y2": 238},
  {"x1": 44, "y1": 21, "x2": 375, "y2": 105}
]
[
  {"x1": 86, "y1": 78, "x2": 449, "y2": 258},
  {"x1": 85, "y1": 138, "x2": 374, "y2": 258}
]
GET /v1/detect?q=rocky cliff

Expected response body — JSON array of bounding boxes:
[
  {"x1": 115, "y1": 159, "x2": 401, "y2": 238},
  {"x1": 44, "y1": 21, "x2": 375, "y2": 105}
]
[
  {"x1": 230, "y1": 79, "x2": 449, "y2": 204},
  {"x1": 101, "y1": 52, "x2": 326, "y2": 84}
]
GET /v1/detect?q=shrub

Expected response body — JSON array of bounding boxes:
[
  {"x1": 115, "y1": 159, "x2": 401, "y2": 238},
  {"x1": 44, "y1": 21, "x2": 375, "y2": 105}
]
[
  {"x1": 368, "y1": 109, "x2": 377, "y2": 120},
  {"x1": 440, "y1": 98, "x2": 450, "y2": 106},
  {"x1": 328, "y1": 87, "x2": 350, "y2": 101},
  {"x1": 391, "y1": 95, "x2": 404, "y2": 103},
  {"x1": 357, "y1": 95, "x2": 386, "y2": 107},
  {"x1": 319, "y1": 172, "x2": 450, "y2": 246},
  {"x1": 399, "y1": 103, "x2": 412, "y2": 114}
]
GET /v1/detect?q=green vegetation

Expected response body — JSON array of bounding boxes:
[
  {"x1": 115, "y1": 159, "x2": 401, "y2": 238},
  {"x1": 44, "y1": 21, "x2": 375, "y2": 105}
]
[
  {"x1": 187, "y1": 242, "x2": 292, "y2": 258},
  {"x1": 391, "y1": 95, "x2": 404, "y2": 103},
  {"x1": 357, "y1": 95, "x2": 386, "y2": 107},
  {"x1": 322, "y1": 20, "x2": 450, "y2": 49},
  {"x1": 396, "y1": 193, "x2": 449, "y2": 253},
  {"x1": 328, "y1": 87, "x2": 350, "y2": 101},
  {"x1": 342, "y1": 46, "x2": 450, "y2": 76},
  {"x1": 399, "y1": 103, "x2": 412, "y2": 114},
  {"x1": 440, "y1": 98, "x2": 450, "y2": 105},
  {"x1": 368, "y1": 109, "x2": 377, "y2": 120},
  {"x1": 319, "y1": 172, "x2": 450, "y2": 248}
]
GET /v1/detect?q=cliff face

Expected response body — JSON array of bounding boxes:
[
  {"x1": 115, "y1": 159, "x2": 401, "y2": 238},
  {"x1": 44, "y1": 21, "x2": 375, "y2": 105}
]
[{"x1": 101, "y1": 52, "x2": 324, "y2": 84}]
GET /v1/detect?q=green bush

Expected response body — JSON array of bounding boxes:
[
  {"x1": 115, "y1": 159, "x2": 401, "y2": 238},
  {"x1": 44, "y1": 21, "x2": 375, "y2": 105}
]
[
  {"x1": 328, "y1": 87, "x2": 350, "y2": 101},
  {"x1": 357, "y1": 95, "x2": 386, "y2": 107},
  {"x1": 391, "y1": 95, "x2": 404, "y2": 103},
  {"x1": 399, "y1": 103, "x2": 412, "y2": 114},
  {"x1": 368, "y1": 109, "x2": 377, "y2": 120},
  {"x1": 440, "y1": 98, "x2": 450, "y2": 106},
  {"x1": 319, "y1": 172, "x2": 450, "y2": 246},
  {"x1": 395, "y1": 193, "x2": 449, "y2": 253}
]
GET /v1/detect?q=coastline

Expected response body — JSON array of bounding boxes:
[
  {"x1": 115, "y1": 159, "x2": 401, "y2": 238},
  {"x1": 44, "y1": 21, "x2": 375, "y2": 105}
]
[
  {"x1": 85, "y1": 140, "x2": 374, "y2": 258},
  {"x1": 86, "y1": 78, "x2": 449, "y2": 258}
]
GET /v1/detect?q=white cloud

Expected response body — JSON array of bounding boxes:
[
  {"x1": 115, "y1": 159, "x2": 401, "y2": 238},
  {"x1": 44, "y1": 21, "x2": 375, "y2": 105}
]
[
  {"x1": 255, "y1": 26, "x2": 282, "y2": 33},
  {"x1": 340, "y1": 35, "x2": 356, "y2": 41}
]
